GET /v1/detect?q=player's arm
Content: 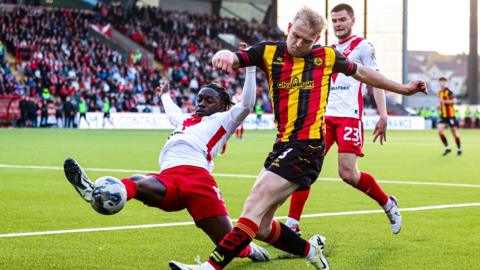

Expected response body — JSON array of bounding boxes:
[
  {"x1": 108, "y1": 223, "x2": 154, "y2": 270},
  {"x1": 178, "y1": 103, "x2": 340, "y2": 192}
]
[
  {"x1": 212, "y1": 42, "x2": 265, "y2": 73},
  {"x1": 352, "y1": 65, "x2": 427, "y2": 96},
  {"x1": 222, "y1": 66, "x2": 256, "y2": 133},
  {"x1": 157, "y1": 81, "x2": 186, "y2": 127},
  {"x1": 212, "y1": 50, "x2": 240, "y2": 73},
  {"x1": 372, "y1": 88, "x2": 388, "y2": 144},
  {"x1": 359, "y1": 43, "x2": 389, "y2": 144}
]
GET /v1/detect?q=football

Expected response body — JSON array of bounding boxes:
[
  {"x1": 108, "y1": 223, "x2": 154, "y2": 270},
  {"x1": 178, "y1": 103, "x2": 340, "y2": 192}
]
[{"x1": 90, "y1": 176, "x2": 127, "y2": 215}]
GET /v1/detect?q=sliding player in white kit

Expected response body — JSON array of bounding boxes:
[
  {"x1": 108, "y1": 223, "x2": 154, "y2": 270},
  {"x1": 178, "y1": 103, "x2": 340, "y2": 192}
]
[
  {"x1": 64, "y1": 64, "x2": 271, "y2": 262},
  {"x1": 287, "y1": 3, "x2": 402, "y2": 235}
]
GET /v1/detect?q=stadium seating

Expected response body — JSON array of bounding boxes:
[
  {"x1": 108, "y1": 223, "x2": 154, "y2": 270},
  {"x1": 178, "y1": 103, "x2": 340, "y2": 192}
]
[{"x1": 0, "y1": 5, "x2": 274, "y2": 127}]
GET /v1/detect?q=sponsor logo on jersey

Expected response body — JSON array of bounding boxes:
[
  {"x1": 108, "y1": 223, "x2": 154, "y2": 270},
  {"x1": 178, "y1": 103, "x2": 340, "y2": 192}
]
[
  {"x1": 330, "y1": 85, "x2": 350, "y2": 91},
  {"x1": 277, "y1": 77, "x2": 314, "y2": 89}
]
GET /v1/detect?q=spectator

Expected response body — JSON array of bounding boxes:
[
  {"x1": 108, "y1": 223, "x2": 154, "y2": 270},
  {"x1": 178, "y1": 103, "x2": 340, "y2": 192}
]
[
  {"x1": 464, "y1": 106, "x2": 472, "y2": 128},
  {"x1": 475, "y1": 108, "x2": 480, "y2": 128},
  {"x1": 55, "y1": 96, "x2": 63, "y2": 128},
  {"x1": 40, "y1": 100, "x2": 48, "y2": 127},
  {"x1": 26, "y1": 96, "x2": 38, "y2": 127},
  {"x1": 63, "y1": 96, "x2": 75, "y2": 128},
  {"x1": 0, "y1": 40, "x2": 5, "y2": 64}
]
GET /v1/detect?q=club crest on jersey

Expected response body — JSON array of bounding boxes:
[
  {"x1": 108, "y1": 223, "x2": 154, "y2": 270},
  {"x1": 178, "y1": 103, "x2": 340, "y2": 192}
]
[{"x1": 313, "y1": 57, "x2": 323, "y2": 66}]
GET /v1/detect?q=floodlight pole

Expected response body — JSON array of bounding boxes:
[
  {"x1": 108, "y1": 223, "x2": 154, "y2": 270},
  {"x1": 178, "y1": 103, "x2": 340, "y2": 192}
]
[
  {"x1": 402, "y1": 0, "x2": 408, "y2": 84},
  {"x1": 468, "y1": 0, "x2": 479, "y2": 104},
  {"x1": 364, "y1": 0, "x2": 367, "y2": 38}
]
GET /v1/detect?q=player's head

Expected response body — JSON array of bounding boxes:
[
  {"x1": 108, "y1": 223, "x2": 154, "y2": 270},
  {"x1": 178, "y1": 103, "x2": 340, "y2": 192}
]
[
  {"x1": 195, "y1": 84, "x2": 234, "y2": 116},
  {"x1": 287, "y1": 7, "x2": 326, "y2": 57},
  {"x1": 331, "y1": 3, "x2": 356, "y2": 40},
  {"x1": 438, "y1": 77, "x2": 448, "y2": 88}
]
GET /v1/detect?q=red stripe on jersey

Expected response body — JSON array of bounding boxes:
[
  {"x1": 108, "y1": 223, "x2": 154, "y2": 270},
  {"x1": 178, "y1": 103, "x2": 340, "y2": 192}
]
[
  {"x1": 358, "y1": 82, "x2": 364, "y2": 119},
  {"x1": 342, "y1": 37, "x2": 364, "y2": 57},
  {"x1": 297, "y1": 48, "x2": 326, "y2": 140},
  {"x1": 182, "y1": 115, "x2": 203, "y2": 130},
  {"x1": 238, "y1": 51, "x2": 250, "y2": 66},
  {"x1": 338, "y1": 35, "x2": 357, "y2": 45},
  {"x1": 206, "y1": 126, "x2": 227, "y2": 161},
  {"x1": 277, "y1": 49, "x2": 295, "y2": 140}
]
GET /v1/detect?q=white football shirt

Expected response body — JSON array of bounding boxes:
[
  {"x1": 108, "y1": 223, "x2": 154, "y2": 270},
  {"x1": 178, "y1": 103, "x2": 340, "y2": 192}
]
[
  {"x1": 325, "y1": 35, "x2": 379, "y2": 119},
  {"x1": 159, "y1": 67, "x2": 256, "y2": 172}
]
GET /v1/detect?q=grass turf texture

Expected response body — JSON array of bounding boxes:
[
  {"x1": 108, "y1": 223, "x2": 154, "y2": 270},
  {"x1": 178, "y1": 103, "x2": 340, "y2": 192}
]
[{"x1": 0, "y1": 129, "x2": 479, "y2": 269}]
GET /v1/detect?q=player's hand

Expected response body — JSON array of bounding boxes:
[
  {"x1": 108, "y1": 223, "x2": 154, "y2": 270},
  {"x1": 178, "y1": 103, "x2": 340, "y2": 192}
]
[
  {"x1": 373, "y1": 117, "x2": 387, "y2": 145},
  {"x1": 239, "y1": 42, "x2": 248, "y2": 51},
  {"x1": 405, "y1": 80, "x2": 428, "y2": 96},
  {"x1": 156, "y1": 80, "x2": 169, "y2": 95},
  {"x1": 212, "y1": 50, "x2": 235, "y2": 73}
]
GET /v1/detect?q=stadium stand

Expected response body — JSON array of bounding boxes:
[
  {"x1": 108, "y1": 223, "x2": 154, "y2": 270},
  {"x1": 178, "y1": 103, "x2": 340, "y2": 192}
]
[
  {"x1": 0, "y1": 5, "x2": 277, "y2": 127},
  {"x1": 0, "y1": 3, "x2": 412, "y2": 128}
]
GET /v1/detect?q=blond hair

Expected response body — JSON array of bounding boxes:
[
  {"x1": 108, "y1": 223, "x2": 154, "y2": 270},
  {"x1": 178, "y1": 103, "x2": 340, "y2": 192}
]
[{"x1": 293, "y1": 6, "x2": 327, "y2": 36}]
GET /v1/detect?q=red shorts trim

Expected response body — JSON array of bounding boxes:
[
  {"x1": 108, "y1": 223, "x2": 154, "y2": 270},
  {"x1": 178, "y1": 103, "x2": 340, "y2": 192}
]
[
  {"x1": 324, "y1": 116, "x2": 364, "y2": 157},
  {"x1": 148, "y1": 165, "x2": 228, "y2": 222}
]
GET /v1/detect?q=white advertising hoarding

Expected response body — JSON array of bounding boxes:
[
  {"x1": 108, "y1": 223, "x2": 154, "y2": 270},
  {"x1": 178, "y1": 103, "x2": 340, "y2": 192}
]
[{"x1": 79, "y1": 113, "x2": 425, "y2": 130}]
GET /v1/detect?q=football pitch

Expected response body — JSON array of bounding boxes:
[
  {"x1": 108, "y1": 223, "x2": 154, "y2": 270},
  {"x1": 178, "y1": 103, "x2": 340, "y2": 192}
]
[{"x1": 0, "y1": 129, "x2": 479, "y2": 269}]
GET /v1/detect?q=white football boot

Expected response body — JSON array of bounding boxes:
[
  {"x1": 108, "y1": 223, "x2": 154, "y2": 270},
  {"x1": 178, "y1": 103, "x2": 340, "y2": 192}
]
[
  {"x1": 385, "y1": 196, "x2": 402, "y2": 234},
  {"x1": 64, "y1": 158, "x2": 94, "y2": 202},
  {"x1": 306, "y1": 235, "x2": 329, "y2": 270},
  {"x1": 247, "y1": 242, "x2": 271, "y2": 262}
]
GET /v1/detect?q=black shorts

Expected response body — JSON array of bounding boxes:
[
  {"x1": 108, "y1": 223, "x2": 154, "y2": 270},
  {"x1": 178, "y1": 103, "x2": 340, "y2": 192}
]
[
  {"x1": 439, "y1": 117, "x2": 457, "y2": 128},
  {"x1": 80, "y1": 112, "x2": 87, "y2": 118},
  {"x1": 104, "y1": 112, "x2": 110, "y2": 118},
  {"x1": 264, "y1": 139, "x2": 325, "y2": 189}
]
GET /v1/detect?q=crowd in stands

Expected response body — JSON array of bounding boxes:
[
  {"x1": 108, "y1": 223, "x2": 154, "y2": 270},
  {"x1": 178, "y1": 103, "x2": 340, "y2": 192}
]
[
  {"x1": 0, "y1": 4, "x2": 415, "y2": 128},
  {"x1": 103, "y1": 5, "x2": 277, "y2": 113},
  {"x1": 0, "y1": 5, "x2": 281, "y2": 127}
]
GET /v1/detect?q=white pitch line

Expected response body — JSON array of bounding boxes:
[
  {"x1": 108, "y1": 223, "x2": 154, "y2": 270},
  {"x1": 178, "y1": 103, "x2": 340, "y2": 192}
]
[
  {"x1": 1, "y1": 164, "x2": 480, "y2": 188},
  {"x1": 1, "y1": 202, "x2": 479, "y2": 238}
]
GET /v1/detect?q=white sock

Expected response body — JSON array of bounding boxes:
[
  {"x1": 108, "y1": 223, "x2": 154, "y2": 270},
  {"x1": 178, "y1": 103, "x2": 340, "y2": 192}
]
[
  {"x1": 446, "y1": 146, "x2": 451, "y2": 150},
  {"x1": 306, "y1": 243, "x2": 317, "y2": 259},
  {"x1": 383, "y1": 197, "x2": 393, "y2": 211},
  {"x1": 202, "y1": 262, "x2": 216, "y2": 270},
  {"x1": 286, "y1": 217, "x2": 299, "y2": 228}
]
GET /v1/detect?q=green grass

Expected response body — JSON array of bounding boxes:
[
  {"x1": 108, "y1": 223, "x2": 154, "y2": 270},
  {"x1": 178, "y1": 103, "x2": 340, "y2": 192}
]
[{"x1": 0, "y1": 129, "x2": 479, "y2": 269}]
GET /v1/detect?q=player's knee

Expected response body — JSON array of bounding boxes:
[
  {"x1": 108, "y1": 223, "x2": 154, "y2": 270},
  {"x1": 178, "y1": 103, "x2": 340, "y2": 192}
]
[
  {"x1": 129, "y1": 174, "x2": 146, "y2": 182},
  {"x1": 135, "y1": 177, "x2": 165, "y2": 206},
  {"x1": 339, "y1": 168, "x2": 357, "y2": 184}
]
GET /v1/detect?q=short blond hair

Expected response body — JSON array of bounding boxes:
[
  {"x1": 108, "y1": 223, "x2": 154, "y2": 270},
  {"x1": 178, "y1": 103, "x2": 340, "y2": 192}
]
[{"x1": 293, "y1": 6, "x2": 327, "y2": 35}]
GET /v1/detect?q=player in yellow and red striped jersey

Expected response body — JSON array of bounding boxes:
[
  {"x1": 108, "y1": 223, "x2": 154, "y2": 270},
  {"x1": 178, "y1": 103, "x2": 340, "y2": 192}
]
[{"x1": 437, "y1": 77, "x2": 462, "y2": 156}]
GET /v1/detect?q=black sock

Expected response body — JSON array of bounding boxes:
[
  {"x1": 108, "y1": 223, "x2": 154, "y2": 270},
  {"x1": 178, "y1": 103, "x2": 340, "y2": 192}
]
[{"x1": 263, "y1": 220, "x2": 309, "y2": 256}]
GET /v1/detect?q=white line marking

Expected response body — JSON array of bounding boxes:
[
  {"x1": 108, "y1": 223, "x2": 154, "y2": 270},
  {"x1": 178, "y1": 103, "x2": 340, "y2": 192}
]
[
  {"x1": 1, "y1": 164, "x2": 479, "y2": 188},
  {"x1": 1, "y1": 202, "x2": 479, "y2": 238}
]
